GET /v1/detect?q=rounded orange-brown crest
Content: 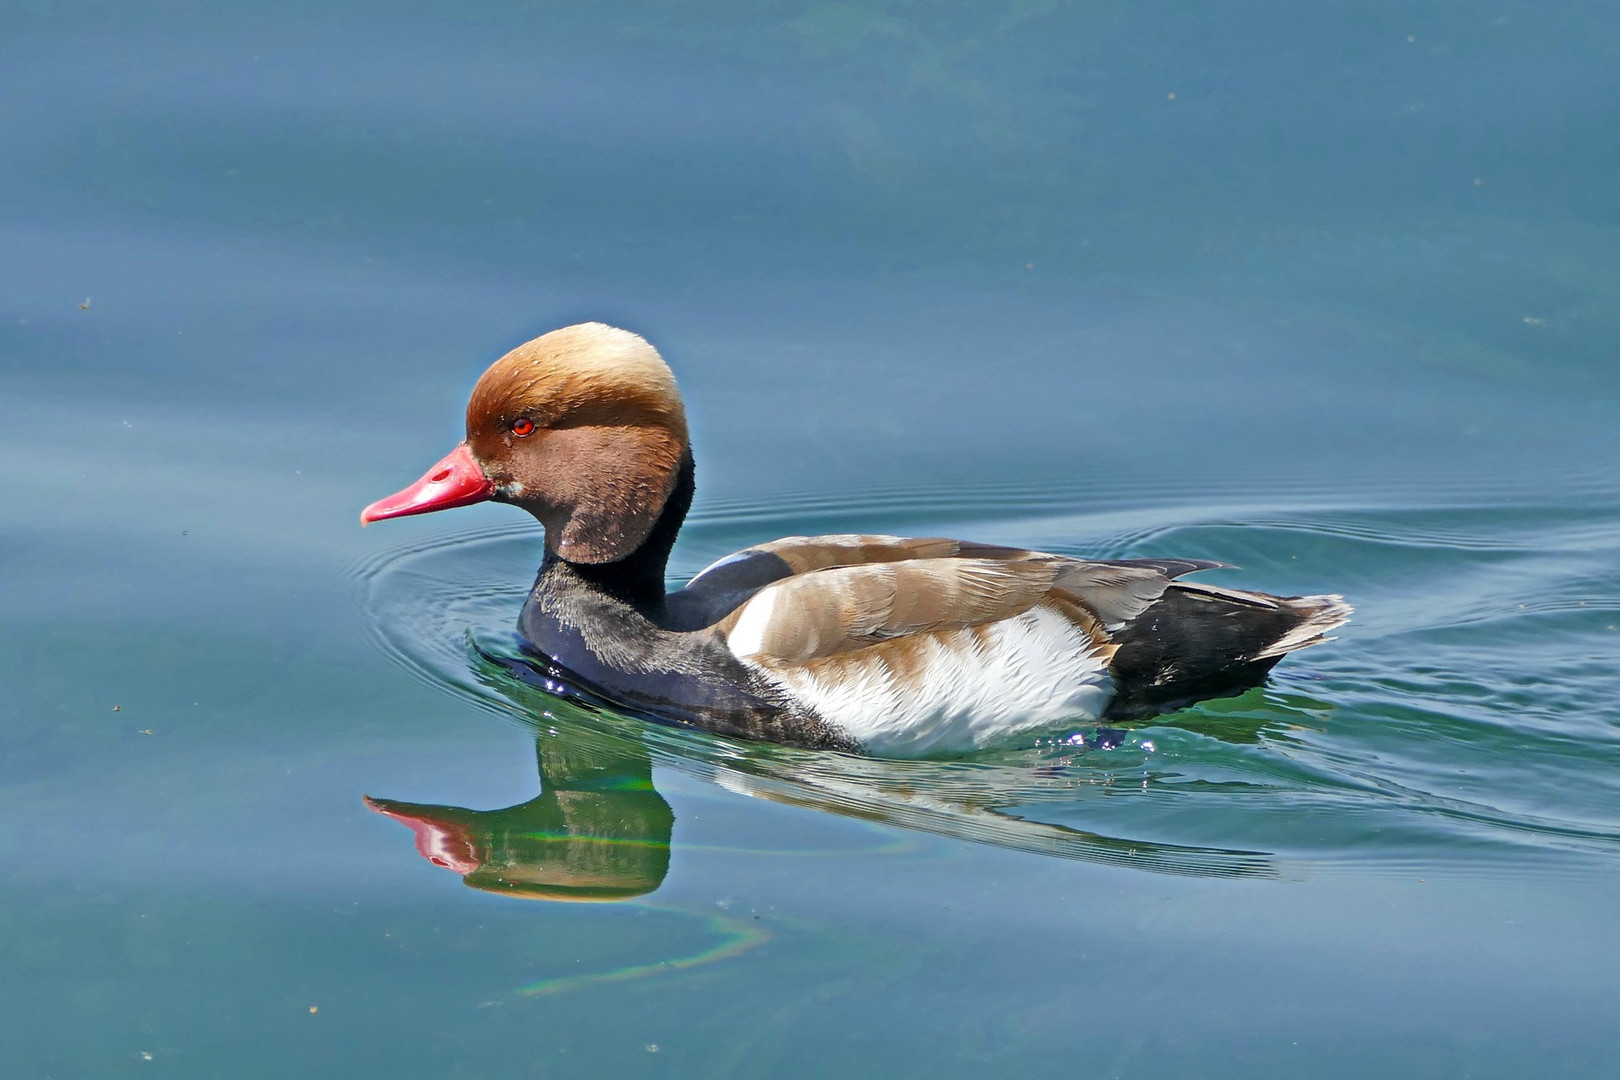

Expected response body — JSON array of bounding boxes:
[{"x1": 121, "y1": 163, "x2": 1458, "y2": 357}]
[{"x1": 464, "y1": 323, "x2": 690, "y2": 563}]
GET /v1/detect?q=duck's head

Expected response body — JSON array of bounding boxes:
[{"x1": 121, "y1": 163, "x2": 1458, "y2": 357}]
[{"x1": 361, "y1": 323, "x2": 689, "y2": 564}]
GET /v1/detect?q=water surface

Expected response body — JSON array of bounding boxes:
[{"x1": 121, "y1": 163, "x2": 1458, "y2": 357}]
[{"x1": 3, "y1": 2, "x2": 1619, "y2": 1076}]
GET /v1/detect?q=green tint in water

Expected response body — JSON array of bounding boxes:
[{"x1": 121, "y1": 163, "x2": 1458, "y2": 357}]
[{"x1": 3, "y1": 0, "x2": 1619, "y2": 1076}]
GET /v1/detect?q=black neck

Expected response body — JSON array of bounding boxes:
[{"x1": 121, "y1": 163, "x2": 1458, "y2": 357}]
[{"x1": 543, "y1": 450, "x2": 694, "y2": 611}]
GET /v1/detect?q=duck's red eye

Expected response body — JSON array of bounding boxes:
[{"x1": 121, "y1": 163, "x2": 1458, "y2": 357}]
[{"x1": 511, "y1": 417, "x2": 535, "y2": 437}]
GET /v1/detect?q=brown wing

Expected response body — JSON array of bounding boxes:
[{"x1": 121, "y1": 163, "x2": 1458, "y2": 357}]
[
  {"x1": 725, "y1": 534, "x2": 995, "y2": 573},
  {"x1": 691, "y1": 532, "x2": 1225, "y2": 655},
  {"x1": 687, "y1": 534, "x2": 1046, "y2": 581},
  {"x1": 719, "y1": 557, "x2": 1063, "y2": 663},
  {"x1": 1050, "y1": 562, "x2": 1181, "y2": 630},
  {"x1": 676, "y1": 534, "x2": 1035, "y2": 630}
]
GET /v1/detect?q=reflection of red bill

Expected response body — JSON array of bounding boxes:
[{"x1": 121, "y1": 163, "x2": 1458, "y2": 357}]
[{"x1": 364, "y1": 796, "x2": 479, "y2": 875}]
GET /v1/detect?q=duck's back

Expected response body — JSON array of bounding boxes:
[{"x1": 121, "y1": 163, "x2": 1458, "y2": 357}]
[{"x1": 674, "y1": 535, "x2": 1350, "y2": 755}]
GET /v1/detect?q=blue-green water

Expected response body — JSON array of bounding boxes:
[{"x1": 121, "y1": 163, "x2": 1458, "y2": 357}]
[{"x1": 4, "y1": 2, "x2": 1619, "y2": 1075}]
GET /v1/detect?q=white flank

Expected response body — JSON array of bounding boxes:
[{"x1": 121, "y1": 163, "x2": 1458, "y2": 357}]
[
  {"x1": 748, "y1": 605, "x2": 1113, "y2": 757},
  {"x1": 725, "y1": 585, "x2": 779, "y2": 658}
]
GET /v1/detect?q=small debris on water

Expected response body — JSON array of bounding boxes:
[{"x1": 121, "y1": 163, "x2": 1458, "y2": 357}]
[{"x1": 309, "y1": 1006, "x2": 318, "y2": 1015}]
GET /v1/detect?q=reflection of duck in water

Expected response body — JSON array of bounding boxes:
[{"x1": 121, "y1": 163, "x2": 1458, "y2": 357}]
[
  {"x1": 362, "y1": 322, "x2": 1350, "y2": 756},
  {"x1": 366, "y1": 730, "x2": 672, "y2": 902},
  {"x1": 454, "y1": 660, "x2": 1292, "y2": 881}
]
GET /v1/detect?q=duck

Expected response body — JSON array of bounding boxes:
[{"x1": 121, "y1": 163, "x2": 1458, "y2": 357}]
[{"x1": 361, "y1": 322, "x2": 1350, "y2": 757}]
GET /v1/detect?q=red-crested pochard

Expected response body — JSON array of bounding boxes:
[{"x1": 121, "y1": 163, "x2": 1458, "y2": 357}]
[{"x1": 362, "y1": 323, "x2": 1350, "y2": 756}]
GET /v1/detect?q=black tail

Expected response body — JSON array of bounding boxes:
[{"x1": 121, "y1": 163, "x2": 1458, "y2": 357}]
[{"x1": 1103, "y1": 584, "x2": 1351, "y2": 721}]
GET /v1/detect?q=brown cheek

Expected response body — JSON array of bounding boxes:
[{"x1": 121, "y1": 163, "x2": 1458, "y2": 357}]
[
  {"x1": 501, "y1": 432, "x2": 561, "y2": 500},
  {"x1": 467, "y1": 430, "x2": 522, "y2": 488}
]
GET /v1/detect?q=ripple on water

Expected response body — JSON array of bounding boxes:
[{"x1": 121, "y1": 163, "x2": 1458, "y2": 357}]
[{"x1": 353, "y1": 481, "x2": 1620, "y2": 881}]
